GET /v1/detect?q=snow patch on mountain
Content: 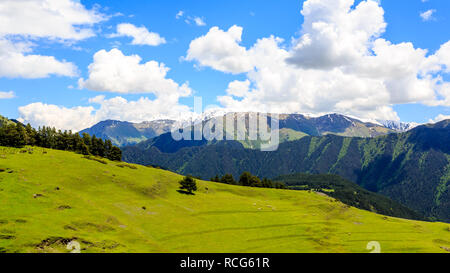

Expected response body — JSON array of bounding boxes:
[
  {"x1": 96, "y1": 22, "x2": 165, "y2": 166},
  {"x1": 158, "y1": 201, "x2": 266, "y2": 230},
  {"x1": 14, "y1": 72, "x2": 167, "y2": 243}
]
[{"x1": 377, "y1": 120, "x2": 420, "y2": 132}]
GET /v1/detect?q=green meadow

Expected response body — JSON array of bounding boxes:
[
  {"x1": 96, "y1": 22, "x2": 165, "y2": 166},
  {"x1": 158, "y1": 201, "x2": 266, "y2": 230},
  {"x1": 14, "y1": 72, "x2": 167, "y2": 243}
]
[{"x1": 0, "y1": 146, "x2": 449, "y2": 253}]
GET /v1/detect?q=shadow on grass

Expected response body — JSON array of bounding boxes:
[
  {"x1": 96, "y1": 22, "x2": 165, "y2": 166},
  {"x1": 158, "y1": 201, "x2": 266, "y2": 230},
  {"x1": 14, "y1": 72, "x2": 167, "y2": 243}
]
[{"x1": 177, "y1": 190, "x2": 195, "y2": 195}]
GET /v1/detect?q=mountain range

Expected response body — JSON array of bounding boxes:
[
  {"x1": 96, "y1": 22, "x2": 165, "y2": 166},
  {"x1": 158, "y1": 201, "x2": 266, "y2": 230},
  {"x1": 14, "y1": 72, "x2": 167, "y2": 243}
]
[
  {"x1": 122, "y1": 119, "x2": 450, "y2": 222},
  {"x1": 79, "y1": 119, "x2": 175, "y2": 147},
  {"x1": 79, "y1": 113, "x2": 413, "y2": 148}
]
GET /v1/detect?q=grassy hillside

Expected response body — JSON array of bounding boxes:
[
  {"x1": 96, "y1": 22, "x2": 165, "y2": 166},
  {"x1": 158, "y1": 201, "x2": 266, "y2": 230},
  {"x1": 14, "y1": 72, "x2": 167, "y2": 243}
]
[
  {"x1": 0, "y1": 147, "x2": 449, "y2": 253},
  {"x1": 122, "y1": 120, "x2": 450, "y2": 222}
]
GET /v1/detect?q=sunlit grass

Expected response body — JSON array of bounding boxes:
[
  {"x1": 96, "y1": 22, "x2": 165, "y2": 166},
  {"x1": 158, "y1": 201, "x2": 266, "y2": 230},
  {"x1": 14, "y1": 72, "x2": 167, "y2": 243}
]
[{"x1": 0, "y1": 146, "x2": 449, "y2": 253}]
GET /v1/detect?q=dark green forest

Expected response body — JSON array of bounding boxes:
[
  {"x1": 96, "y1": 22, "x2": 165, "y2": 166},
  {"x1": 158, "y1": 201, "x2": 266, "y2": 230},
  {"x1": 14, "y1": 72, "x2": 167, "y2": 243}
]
[
  {"x1": 0, "y1": 119, "x2": 122, "y2": 161},
  {"x1": 211, "y1": 172, "x2": 286, "y2": 189}
]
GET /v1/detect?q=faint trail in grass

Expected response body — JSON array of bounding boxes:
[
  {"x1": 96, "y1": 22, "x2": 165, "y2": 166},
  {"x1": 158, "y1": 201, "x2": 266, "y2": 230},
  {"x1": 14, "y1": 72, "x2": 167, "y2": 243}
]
[
  {"x1": 159, "y1": 222, "x2": 329, "y2": 241},
  {"x1": 246, "y1": 234, "x2": 310, "y2": 242},
  {"x1": 192, "y1": 209, "x2": 298, "y2": 216}
]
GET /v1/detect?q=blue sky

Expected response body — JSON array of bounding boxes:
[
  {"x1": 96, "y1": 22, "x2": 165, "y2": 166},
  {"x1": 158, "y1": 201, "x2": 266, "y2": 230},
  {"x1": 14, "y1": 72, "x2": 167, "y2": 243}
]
[{"x1": 0, "y1": 0, "x2": 449, "y2": 130}]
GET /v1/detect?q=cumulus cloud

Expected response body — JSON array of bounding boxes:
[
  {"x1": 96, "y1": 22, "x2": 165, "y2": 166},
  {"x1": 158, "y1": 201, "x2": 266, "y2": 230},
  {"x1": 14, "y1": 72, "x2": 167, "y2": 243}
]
[
  {"x1": 0, "y1": 0, "x2": 107, "y2": 79},
  {"x1": 0, "y1": 91, "x2": 15, "y2": 99},
  {"x1": 0, "y1": 0, "x2": 106, "y2": 41},
  {"x1": 0, "y1": 39, "x2": 78, "y2": 78},
  {"x1": 17, "y1": 0, "x2": 450, "y2": 128},
  {"x1": 185, "y1": 25, "x2": 253, "y2": 74},
  {"x1": 14, "y1": 48, "x2": 196, "y2": 131},
  {"x1": 87, "y1": 96, "x2": 191, "y2": 123},
  {"x1": 430, "y1": 114, "x2": 450, "y2": 124},
  {"x1": 19, "y1": 47, "x2": 195, "y2": 131},
  {"x1": 226, "y1": 80, "x2": 251, "y2": 98},
  {"x1": 288, "y1": 0, "x2": 386, "y2": 69},
  {"x1": 108, "y1": 23, "x2": 166, "y2": 46},
  {"x1": 186, "y1": 0, "x2": 450, "y2": 121},
  {"x1": 18, "y1": 96, "x2": 192, "y2": 131},
  {"x1": 18, "y1": 102, "x2": 96, "y2": 131},
  {"x1": 435, "y1": 41, "x2": 450, "y2": 73},
  {"x1": 78, "y1": 48, "x2": 192, "y2": 99},
  {"x1": 420, "y1": 9, "x2": 436, "y2": 21}
]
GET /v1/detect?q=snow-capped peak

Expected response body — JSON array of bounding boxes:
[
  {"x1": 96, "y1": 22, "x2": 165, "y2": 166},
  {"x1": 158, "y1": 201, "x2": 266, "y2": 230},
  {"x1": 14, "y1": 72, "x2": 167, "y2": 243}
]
[{"x1": 377, "y1": 120, "x2": 420, "y2": 132}]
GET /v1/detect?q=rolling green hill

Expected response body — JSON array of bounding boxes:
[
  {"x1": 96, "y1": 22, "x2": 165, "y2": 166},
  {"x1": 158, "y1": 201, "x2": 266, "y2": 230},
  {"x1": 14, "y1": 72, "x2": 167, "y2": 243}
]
[
  {"x1": 122, "y1": 120, "x2": 450, "y2": 222},
  {"x1": 0, "y1": 146, "x2": 449, "y2": 253}
]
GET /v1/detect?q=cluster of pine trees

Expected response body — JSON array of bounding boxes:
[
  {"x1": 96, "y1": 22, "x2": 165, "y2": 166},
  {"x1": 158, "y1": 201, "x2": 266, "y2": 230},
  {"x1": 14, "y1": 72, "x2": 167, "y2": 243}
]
[
  {"x1": 0, "y1": 122, "x2": 122, "y2": 161},
  {"x1": 211, "y1": 172, "x2": 285, "y2": 189}
]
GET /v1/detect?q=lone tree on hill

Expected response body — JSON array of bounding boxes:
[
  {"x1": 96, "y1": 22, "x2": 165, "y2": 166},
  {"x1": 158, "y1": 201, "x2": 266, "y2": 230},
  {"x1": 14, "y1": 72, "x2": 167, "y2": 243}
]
[{"x1": 179, "y1": 176, "x2": 197, "y2": 194}]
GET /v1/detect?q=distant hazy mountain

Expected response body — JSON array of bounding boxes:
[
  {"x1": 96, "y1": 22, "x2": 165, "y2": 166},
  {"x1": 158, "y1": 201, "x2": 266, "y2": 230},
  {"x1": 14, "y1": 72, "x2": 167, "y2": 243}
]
[
  {"x1": 79, "y1": 119, "x2": 175, "y2": 147},
  {"x1": 377, "y1": 120, "x2": 419, "y2": 132}
]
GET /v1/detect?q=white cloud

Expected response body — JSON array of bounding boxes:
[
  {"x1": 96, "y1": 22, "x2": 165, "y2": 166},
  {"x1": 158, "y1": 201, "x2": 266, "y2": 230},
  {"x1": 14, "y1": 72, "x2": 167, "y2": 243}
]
[
  {"x1": 0, "y1": 0, "x2": 107, "y2": 79},
  {"x1": 185, "y1": 25, "x2": 253, "y2": 74},
  {"x1": 109, "y1": 23, "x2": 166, "y2": 46},
  {"x1": 176, "y1": 10, "x2": 184, "y2": 19},
  {"x1": 0, "y1": 39, "x2": 78, "y2": 78},
  {"x1": 0, "y1": 91, "x2": 15, "y2": 99},
  {"x1": 18, "y1": 102, "x2": 96, "y2": 131},
  {"x1": 78, "y1": 48, "x2": 192, "y2": 99},
  {"x1": 175, "y1": 11, "x2": 206, "y2": 26},
  {"x1": 429, "y1": 114, "x2": 450, "y2": 124},
  {"x1": 0, "y1": 0, "x2": 106, "y2": 41},
  {"x1": 186, "y1": 0, "x2": 450, "y2": 121},
  {"x1": 226, "y1": 80, "x2": 251, "y2": 98},
  {"x1": 16, "y1": 0, "x2": 450, "y2": 129},
  {"x1": 193, "y1": 17, "x2": 206, "y2": 26},
  {"x1": 435, "y1": 41, "x2": 450, "y2": 73},
  {"x1": 18, "y1": 96, "x2": 192, "y2": 131},
  {"x1": 288, "y1": 0, "x2": 386, "y2": 69},
  {"x1": 87, "y1": 96, "x2": 191, "y2": 124},
  {"x1": 19, "y1": 46, "x2": 194, "y2": 131},
  {"x1": 420, "y1": 9, "x2": 436, "y2": 21},
  {"x1": 19, "y1": 48, "x2": 198, "y2": 130}
]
